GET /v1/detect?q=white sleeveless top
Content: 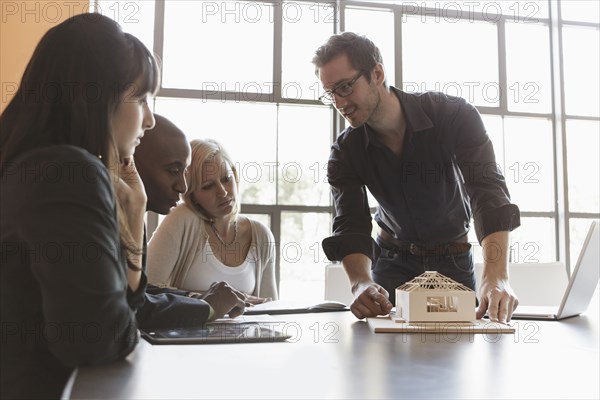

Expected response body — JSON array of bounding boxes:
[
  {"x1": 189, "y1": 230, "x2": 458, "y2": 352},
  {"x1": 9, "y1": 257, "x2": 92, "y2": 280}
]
[{"x1": 179, "y1": 240, "x2": 257, "y2": 294}]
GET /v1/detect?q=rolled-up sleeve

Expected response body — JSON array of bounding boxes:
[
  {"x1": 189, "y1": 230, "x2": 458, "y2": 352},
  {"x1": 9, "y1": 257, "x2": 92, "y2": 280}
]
[{"x1": 452, "y1": 100, "x2": 521, "y2": 243}]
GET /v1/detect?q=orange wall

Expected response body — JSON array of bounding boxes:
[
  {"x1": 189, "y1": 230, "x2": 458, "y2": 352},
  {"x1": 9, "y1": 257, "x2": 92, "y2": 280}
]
[{"x1": 0, "y1": 0, "x2": 89, "y2": 114}]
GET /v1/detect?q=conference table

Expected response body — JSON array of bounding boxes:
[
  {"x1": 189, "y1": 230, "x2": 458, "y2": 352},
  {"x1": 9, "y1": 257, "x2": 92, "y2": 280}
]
[{"x1": 68, "y1": 305, "x2": 599, "y2": 399}]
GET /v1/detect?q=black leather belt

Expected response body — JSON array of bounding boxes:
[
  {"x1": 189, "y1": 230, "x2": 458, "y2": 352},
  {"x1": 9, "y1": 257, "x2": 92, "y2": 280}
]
[{"x1": 378, "y1": 229, "x2": 471, "y2": 257}]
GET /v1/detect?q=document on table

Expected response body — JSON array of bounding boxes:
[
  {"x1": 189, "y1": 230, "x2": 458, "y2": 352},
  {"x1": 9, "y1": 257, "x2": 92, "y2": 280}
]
[{"x1": 367, "y1": 315, "x2": 515, "y2": 334}]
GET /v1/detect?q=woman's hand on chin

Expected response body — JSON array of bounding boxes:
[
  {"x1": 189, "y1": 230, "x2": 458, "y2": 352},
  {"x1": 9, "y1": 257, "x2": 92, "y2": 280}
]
[{"x1": 117, "y1": 156, "x2": 147, "y2": 211}]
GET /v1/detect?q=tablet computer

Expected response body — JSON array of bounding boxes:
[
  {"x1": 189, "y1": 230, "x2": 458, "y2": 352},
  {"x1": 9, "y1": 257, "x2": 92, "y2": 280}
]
[{"x1": 141, "y1": 323, "x2": 292, "y2": 345}]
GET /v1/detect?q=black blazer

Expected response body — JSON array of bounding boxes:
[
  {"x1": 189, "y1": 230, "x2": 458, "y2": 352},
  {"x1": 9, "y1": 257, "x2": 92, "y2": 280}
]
[
  {"x1": 137, "y1": 283, "x2": 211, "y2": 329},
  {"x1": 0, "y1": 146, "x2": 145, "y2": 399}
]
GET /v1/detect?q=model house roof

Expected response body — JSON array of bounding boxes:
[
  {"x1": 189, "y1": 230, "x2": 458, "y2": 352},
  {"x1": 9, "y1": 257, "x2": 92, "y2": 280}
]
[{"x1": 397, "y1": 271, "x2": 474, "y2": 292}]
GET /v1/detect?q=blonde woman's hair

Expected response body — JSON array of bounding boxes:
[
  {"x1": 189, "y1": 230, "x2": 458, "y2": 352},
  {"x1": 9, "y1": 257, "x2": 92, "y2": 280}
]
[{"x1": 184, "y1": 139, "x2": 240, "y2": 221}]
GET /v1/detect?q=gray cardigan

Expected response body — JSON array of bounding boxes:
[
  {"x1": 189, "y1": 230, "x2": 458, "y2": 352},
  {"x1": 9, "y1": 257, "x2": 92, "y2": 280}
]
[{"x1": 146, "y1": 203, "x2": 278, "y2": 300}]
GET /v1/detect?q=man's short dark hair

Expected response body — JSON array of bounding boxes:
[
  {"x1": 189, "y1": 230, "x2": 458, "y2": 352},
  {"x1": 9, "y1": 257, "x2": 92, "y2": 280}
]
[{"x1": 312, "y1": 32, "x2": 386, "y2": 87}]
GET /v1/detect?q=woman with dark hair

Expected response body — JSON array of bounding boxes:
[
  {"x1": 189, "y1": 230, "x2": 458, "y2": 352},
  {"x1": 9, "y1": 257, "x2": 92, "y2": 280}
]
[{"x1": 0, "y1": 13, "x2": 159, "y2": 399}]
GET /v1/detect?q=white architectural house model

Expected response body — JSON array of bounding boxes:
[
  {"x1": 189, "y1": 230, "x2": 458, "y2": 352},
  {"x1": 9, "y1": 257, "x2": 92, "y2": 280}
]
[{"x1": 395, "y1": 271, "x2": 476, "y2": 322}]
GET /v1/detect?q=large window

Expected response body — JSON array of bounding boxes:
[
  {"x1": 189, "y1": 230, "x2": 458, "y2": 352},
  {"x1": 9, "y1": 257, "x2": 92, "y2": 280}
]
[
  {"x1": 100, "y1": 0, "x2": 599, "y2": 300},
  {"x1": 559, "y1": 0, "x2": 600, "y2": 267},
  {"x1": 402, "y1": 16, "x2": 500, "y2": 107}
]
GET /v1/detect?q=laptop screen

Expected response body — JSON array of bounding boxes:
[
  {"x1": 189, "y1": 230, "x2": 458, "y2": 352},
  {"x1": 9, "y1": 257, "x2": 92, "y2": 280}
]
[{"x1": 558, "y1": 221, "x2": 600, "y2": 318}]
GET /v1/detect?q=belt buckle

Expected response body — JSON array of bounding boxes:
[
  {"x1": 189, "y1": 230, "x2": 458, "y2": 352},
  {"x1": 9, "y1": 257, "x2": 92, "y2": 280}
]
[{"x1": 409, "y1": 243, "x2": 418, "y2": 255}]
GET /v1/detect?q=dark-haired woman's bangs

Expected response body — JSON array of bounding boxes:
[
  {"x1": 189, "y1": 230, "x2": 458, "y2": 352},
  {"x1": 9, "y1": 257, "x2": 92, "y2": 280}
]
[{"x1": 127, "y1": 36, "x2": 160, "y2": 97}]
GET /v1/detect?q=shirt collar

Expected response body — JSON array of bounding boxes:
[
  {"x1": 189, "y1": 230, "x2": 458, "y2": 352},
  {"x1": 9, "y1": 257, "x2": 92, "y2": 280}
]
[
  {"x1": 392, "y1": 87, "x2": 434, "y2": 133},
  {"x1": 360, "y1": 86, "x2": 434, "y2": 149}
]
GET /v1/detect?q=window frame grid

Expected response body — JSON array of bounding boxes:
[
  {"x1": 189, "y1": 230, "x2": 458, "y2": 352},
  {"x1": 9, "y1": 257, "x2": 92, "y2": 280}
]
[{"x1": 140, "y1": 0, "x2": 599, "y2": 284}]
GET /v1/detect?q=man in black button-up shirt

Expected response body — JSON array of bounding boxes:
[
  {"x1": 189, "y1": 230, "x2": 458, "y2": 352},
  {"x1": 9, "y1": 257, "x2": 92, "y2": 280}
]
[{"x1": 315, "y1": 32, "x2": 520, "y2": 323}]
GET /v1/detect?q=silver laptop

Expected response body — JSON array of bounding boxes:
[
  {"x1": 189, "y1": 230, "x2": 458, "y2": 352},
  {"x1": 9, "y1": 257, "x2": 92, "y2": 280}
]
[{"x1": 512, "y1": 221, "x2": 599, "y2": 320}]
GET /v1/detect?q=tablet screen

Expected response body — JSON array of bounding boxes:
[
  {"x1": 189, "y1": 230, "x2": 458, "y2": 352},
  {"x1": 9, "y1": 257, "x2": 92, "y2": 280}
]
[{"x1": 141, "y1": 323, "x2": 291, "y2": 345}]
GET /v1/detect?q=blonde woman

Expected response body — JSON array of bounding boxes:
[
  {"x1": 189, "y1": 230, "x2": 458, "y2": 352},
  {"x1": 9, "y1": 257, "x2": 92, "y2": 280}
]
[{"x1": 147, "y1": 139, "x2": 278, "y2": 303}]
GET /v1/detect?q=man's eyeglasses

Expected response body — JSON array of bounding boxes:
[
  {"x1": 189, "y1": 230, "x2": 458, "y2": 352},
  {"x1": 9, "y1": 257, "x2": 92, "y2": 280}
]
[{"x1": 318, "y1": 71, "x2": 364, "y2": 105}]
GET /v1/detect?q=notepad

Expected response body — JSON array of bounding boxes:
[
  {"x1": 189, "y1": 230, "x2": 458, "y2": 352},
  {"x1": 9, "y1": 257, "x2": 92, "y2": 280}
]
[{"x1": 243, "y1": 299, "x2": 350, "y2": 315}]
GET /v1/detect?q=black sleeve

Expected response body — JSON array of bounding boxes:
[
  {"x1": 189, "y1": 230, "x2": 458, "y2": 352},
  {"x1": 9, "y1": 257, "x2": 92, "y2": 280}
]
[
  {"x1": 322, "y1": 138, "x2": 378, "y2": 262},
  {"x1": 19, "y1": 147, "x2": 139, "y2": 367},
  {"x1": 451, "y1": 100, "x2": 521, "y2": 243},
  {"x1": 137, "y1": 285, "x2": 210, "y2": 329},
  {"x1": 146, "y1": 283, "x2": 190, "y2": 297},
  {"x1": 136, "y1": 290, "x2": 211, "y2": 330},
  {"x1": 135, "y1": 237, "x2": 211, "y2": 328},
  {"x1": 127, "y1": 270, "x2": 148, "y2": 312}
]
